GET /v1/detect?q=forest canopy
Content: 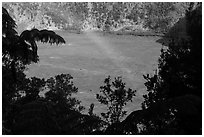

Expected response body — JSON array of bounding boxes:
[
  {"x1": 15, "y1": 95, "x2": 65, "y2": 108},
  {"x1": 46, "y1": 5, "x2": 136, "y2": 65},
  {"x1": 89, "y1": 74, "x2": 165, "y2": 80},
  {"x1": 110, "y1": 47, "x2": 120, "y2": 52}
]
[
  {"x1": 2, "y1": 2, "x2": 202, "y2": 135},
  {"x1": 3, "y1": 2, "x2": 190, "y2": 33}
]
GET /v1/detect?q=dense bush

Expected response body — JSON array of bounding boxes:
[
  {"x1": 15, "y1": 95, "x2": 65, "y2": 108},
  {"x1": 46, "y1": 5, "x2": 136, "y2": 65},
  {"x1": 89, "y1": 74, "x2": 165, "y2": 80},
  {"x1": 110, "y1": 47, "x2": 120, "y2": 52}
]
[
  {"x1": 96, "y1": 76, "x2": 137, "y2": 125},
  {"x1": 3, "y1": 2, "x2": 190, "y2": 33},
  {"x1": 2, "y1": 2, "x2": 202, "y2": 134},
  {"x1": 140, "y1": 3, "x2": 202, "y2": 134}
]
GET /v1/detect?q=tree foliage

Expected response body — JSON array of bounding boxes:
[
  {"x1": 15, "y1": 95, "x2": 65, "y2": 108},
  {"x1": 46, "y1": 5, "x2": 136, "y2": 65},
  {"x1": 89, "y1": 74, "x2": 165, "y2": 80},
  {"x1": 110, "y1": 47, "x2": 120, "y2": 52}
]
[
  {"x1": 2, "y1": 7, "x2": 108, "y2": 135},
  {"x1": 142, "y1": 2, "x2": 202, "y2": 109},
  {"x1": 102, "y1": 3, "x2": 202, "y2": 135},
  {"x1": 3, "y1": 7, "x2": 65, "y2": 69},
  {"x1": 2, "y1": 3, "x2": 202, "y2": 134},
  {"x1": 96, "y1": 2, "x2": 202, "y2": 135},
  {"x1": 139, "y1": 3, "x2": 202, "y2": 134},
  {"x1": 96, "y1": 76, "x2": 137, "y2": 125},
  {"x1": 3, "y1": 2, "x2": 190, "y2": 33},
  {"x1": 3, "y1": 7, "x2": 79, "y2": 134},
  {"x1": 45, "y1": 74, "x2": 84, "y2": 112}
]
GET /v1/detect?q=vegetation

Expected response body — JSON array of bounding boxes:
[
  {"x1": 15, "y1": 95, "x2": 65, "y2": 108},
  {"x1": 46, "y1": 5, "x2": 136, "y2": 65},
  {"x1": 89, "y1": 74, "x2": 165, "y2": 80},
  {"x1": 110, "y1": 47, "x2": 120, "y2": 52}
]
[
  {"x1": 3, "y1": 2, "x2": 190, "y2": 33},
  {"x1": 96, "y1": 76, "x2": 137, "y2": 124},
  {"x1": 136, "y1": 2, "x2": 201, "y2": 134},
  {"x1": 2, "y1": 6, "x2": 82, "y2": 134},
  {"x1": 2, "y1": 2, "x2": 202, "y2": 135}
]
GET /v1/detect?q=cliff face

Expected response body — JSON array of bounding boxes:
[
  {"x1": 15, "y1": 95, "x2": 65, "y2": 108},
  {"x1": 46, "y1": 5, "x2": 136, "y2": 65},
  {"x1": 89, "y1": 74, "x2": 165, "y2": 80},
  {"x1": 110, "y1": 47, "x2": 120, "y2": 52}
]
[{"x1": 2, "y1": 2, "x2": 189, "y2": 33}]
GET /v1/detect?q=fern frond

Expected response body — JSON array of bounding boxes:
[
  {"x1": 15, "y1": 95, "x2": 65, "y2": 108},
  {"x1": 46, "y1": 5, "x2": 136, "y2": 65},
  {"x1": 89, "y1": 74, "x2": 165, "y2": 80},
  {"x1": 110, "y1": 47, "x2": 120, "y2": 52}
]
[
  {"x1": 19, "y1": 28, "x2": 66, "y2": 63},
  {"x1": 39, "y1": 29, "x2": 66, "y2": 44},
  {"x1": 20, "y1": 29, "x2": 66, "y2": 45},
  {"x1": 2, "y1": 7, "x2": 17, "y2": 36}
]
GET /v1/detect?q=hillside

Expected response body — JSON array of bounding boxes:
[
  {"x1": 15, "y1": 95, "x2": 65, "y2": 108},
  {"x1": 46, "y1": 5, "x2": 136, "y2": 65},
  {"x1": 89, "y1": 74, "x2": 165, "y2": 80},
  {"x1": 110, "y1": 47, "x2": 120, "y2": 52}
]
[{"x1": 2, "y1": 2, "x2": 190, "y2": 34}]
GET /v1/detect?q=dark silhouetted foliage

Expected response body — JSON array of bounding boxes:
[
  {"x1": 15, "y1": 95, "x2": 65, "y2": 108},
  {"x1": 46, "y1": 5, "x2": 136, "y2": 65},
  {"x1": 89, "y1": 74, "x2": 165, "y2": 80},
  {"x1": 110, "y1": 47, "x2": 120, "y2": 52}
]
[
  {"x1": 45, "y1": 74, "x2": 84, "y2": 112},
  {"x1": 2, "y1": 7, "x2": 107, "y2": 135},
  {"x1": 139, "y1": 3, "x2": 201, "y2": 134},
  {"x1": 12, "y1": 100, "x2": 61, "y2": 135},
  {"x1": 96, "y1": 76, "x2": 137, "y2": 125},
  {"x1": 2, "y1": 3, "x2": 202, "y2": 134},
  {"x1": 103, "y1": 2, "x2": 202, "y2": 135},
  {"x1": 142, "y1": 2, "x2": 202, "y2": 108}
]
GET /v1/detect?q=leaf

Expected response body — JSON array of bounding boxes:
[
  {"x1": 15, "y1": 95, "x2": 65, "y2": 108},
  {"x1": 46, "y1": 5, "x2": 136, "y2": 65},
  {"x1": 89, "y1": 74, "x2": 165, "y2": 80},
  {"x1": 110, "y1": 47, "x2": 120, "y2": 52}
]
[
  {"x1": 2, "y1": 7, "x2": 17, "y2": 36},
  {"x1": 39, "y1": 29, "x2": 66, "y2": 44}
]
